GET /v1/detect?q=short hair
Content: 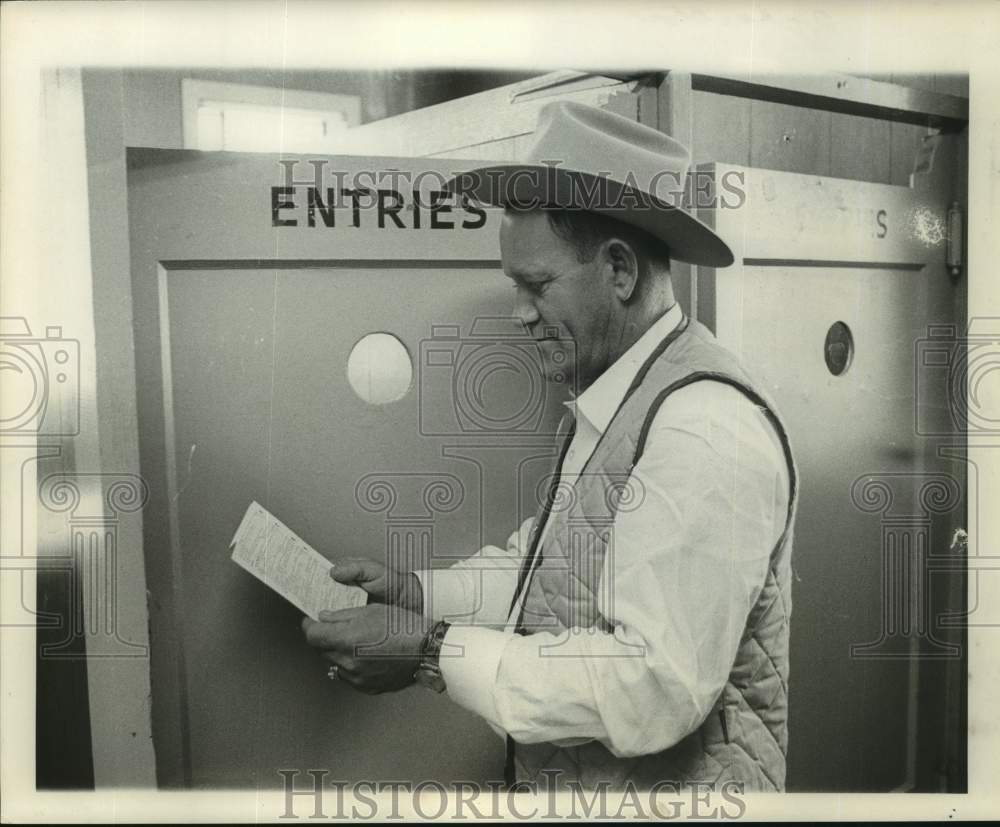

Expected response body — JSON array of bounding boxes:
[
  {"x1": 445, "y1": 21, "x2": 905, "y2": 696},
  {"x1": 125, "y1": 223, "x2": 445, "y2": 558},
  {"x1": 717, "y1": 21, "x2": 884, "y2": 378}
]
[{"x1": 542, "y1": 208, "x2": 672, "y2": 270}]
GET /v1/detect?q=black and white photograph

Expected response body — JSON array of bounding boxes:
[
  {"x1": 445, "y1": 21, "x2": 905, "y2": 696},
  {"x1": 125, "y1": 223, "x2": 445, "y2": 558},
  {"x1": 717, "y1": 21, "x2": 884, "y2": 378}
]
[{"x1": 1, "y1": 1, "x2": 997, "y2": 821}]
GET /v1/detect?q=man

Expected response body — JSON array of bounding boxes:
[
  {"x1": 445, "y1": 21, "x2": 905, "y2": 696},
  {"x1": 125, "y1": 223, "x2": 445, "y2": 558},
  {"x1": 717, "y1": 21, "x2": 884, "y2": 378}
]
[{"x1": 302, "y1": 102, "x2": 797, "y2": 791}]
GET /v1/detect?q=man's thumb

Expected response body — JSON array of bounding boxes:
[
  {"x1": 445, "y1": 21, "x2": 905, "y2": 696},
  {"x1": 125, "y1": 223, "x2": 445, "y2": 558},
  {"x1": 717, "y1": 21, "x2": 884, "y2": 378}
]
[{"x1": 329, "y1": 559, "x2": 371, "y2": 586}]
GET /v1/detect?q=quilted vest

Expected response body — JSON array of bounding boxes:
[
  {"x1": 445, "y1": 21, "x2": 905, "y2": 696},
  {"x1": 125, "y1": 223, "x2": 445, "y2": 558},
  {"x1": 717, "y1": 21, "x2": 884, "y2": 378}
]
[{"x1": 507, "y1": 315, "x2": 798, "y2": 791}]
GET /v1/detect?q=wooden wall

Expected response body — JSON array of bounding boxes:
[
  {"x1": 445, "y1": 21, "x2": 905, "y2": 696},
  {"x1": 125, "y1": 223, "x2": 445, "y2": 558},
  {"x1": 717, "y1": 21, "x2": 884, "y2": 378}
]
[
  {"x1": 691, "y1": 73, "x2": 968, "y2": 186},
  {"x1": 340, "y1": 72, "x2": 643, "y2": 161},
  {"x1": 351, "y1": 72, "x2": 968, "y2": 189}
]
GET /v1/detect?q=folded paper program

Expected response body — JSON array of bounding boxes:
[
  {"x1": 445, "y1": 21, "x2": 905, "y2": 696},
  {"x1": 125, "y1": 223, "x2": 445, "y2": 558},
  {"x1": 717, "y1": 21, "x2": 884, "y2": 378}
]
[{"x1": 230, "y1": 501, "x2": 367, "y2": 620}]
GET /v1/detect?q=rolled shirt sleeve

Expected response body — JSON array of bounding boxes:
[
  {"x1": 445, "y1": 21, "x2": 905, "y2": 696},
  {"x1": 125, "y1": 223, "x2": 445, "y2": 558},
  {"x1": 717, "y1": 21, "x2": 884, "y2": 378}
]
[{"x1": 439, "y1": 381, "x2": 791, "y2": 757}]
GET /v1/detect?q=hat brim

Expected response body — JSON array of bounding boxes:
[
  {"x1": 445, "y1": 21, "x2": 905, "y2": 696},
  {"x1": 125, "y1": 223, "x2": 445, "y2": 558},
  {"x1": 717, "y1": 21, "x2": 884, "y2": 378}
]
[{"x1": 446, "y1": 164, "x2": 734, "y2": 268}]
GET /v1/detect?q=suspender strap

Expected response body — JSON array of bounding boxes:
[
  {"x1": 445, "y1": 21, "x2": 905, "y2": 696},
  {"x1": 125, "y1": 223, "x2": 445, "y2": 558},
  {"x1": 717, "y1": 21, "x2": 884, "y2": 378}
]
[
  {"x1": 503, "y1": 416, "x2": 574, "y2": 788},
  {"x1": 503, "y1": 312, "x2": 690, "y2": 788},
  {"x1": 632, "y1": 371, "x2": 798, "y2": 538},
  {"x1": 506, "y1": 416, "x2": 577, "y2": 625}
]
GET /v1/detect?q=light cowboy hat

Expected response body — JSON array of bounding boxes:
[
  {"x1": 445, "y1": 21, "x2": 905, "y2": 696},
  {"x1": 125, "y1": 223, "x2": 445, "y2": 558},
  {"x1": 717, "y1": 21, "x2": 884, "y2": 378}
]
[{"x1": 447, "y1": 101, "x2": 734, "y2": 268}]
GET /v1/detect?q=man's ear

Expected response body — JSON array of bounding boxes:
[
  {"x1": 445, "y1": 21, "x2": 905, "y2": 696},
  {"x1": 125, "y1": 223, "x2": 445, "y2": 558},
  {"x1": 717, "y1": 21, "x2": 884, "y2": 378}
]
[{"x1": 603, "y1": 238, "x2": 640, "y2": 302}]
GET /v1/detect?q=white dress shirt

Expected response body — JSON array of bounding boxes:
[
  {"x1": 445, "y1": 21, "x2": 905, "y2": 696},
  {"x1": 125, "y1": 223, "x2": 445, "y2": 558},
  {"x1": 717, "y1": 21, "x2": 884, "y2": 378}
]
[{"x1": 414, "y1": 305, "x2": 790, "y2": 758}]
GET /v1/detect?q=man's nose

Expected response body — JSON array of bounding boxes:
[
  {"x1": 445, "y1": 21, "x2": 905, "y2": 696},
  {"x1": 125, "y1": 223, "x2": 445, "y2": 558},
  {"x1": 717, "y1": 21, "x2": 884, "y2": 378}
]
[{"x1": 511, "y1": 285, "x2": 540, "y2": 329}]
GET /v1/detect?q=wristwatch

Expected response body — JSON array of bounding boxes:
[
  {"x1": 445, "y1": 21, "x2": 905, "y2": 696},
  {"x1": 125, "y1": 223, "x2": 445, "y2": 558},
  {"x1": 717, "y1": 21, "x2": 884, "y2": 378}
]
[{"x1": 414, "y1": 619, "x2": 451, "y2": 693}]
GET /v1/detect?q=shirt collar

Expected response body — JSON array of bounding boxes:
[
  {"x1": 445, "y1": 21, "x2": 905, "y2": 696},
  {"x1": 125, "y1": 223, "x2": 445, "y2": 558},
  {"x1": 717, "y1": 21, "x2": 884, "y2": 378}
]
[{"x1": 565, "y1": 303, "x2": 684, "y2": 436}]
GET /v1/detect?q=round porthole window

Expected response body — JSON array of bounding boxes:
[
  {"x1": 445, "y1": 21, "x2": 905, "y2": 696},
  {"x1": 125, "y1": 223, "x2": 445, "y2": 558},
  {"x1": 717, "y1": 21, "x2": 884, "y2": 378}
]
[
  {"x1": 824, "y1": 321, "x2": 854, "y2": 377},
  {"x1": 347, "y1": 332, "x2": 412, "y2": 404}
]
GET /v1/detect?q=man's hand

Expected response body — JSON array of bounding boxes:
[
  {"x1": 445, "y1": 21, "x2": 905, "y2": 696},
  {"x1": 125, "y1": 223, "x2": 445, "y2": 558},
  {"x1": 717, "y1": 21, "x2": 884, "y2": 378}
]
[
  {"x1": 301, "y1": 604, "x2": 430, "y2": 695},
  {"x1": 330, "y1": 559, "x2": 424, "y2": 614}
]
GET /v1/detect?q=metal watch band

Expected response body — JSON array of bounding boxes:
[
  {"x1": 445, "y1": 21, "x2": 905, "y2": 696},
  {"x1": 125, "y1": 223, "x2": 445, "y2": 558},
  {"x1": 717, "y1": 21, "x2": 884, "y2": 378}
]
[
  {"x1": 420, "y1": 619, "x2": 450, "y2": 663},
  {"x1": 414, "y1": 619, "x2": 450, "y2": 693}
]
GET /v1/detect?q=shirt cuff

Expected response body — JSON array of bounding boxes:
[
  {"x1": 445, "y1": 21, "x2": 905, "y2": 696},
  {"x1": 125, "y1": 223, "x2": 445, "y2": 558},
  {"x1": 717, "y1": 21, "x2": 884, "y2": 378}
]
[
  {"x1": 412, "y1": 568, "x2": 472, "y2": 623},
  {"x1": 412, "y1": 567, "x2": 518, "y2": 627},
  {"x1": 439, "y1": 624, "x2": 511, "y2": 727}
]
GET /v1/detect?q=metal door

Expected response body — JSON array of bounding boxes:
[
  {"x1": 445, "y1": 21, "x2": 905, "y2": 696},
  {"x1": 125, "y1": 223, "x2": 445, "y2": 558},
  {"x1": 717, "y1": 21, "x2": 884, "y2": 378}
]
[
  {"x1": 127, "y1": 150, "x2": 566, "y2": 787},
  {"x1": 697, "y1": 137, "x2": 966, "y2": 790}
]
